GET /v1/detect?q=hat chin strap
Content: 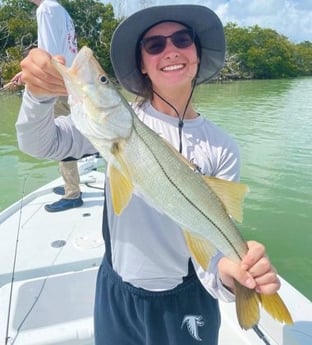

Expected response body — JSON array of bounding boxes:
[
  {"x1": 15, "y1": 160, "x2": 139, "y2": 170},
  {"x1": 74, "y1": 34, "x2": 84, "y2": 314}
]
[
  {"x1": 152, "y1": 61, "x2": 200, "y2": 153},
  {"x1": 153, "y1": 79, "x2": 196, "y2": 154}
]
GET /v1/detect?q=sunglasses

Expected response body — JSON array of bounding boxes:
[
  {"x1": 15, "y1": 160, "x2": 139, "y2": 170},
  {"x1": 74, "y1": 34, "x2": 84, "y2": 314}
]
[{"x1": 140, "y1": 29, "x2": 195, "y2": 55}]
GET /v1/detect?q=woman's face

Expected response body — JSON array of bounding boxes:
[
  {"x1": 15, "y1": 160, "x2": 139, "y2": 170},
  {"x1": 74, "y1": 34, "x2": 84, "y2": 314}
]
[{"x1": 140, "y1": 22, "x2": 199, "y2": 94}]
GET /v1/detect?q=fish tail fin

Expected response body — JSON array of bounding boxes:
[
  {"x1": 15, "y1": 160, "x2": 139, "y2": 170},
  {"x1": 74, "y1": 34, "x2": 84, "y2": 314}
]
[
  {"x1": 257, "y1": 292, "x2": 294, "y2": 325},
  {"x1": 234, "y1": 281, "x2": 293, "y2": 329},
  {"x1": 234, "y1": 280, "x2": 260, "y2": 329}
]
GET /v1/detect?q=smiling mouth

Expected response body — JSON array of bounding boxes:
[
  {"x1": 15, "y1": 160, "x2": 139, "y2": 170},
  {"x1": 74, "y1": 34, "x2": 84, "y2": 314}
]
[{"x1": 162, "y1": 64, "x2": 184, "y2": 72}]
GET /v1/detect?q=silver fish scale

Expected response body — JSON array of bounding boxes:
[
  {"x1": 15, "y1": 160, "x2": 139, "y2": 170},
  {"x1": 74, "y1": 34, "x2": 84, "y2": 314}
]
[{"x1": 121, "y1": 114, "x2": 248, "y2": 262}]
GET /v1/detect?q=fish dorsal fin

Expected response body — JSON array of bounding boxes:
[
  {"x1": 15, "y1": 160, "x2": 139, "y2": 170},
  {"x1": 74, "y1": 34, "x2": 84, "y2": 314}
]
[
  {"x1": 183, "y1": 230, "x2": 216, "y2": 270},
  {"x1": 202, "y1": 176, "x2": 249, "y2": 223},
  {"x1": 159, "y1": 137, "x2": 249, "y2": 223},
  {"x1": 108, "y1": 157, "x2": 133, "y2": 215}
]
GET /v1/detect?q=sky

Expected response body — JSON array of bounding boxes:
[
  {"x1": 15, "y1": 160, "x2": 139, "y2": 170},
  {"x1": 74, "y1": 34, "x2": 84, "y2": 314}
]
[{"x1": 102, "y1": 0, "x2": 312, "y2": 43}]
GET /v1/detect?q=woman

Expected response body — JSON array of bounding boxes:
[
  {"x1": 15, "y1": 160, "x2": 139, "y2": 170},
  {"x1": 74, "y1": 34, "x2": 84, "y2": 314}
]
[{"x1": 16, "y1": 5, "x2": 280, "y2": 345}]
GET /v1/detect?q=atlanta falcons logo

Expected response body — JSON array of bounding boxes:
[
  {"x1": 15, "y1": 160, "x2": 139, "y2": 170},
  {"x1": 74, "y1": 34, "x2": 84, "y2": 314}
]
[{"x1": 181, "y1": 315, "x2": 205, "y2": 341}]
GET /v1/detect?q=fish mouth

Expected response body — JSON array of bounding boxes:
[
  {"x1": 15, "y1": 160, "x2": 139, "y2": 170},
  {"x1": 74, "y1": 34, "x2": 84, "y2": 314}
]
[
  {"x1": 53, "y1": 46, "x2": 103, "y2": 99},
  {"x1": 161, "y1": 64, "x2": 185, "y2": 72}
]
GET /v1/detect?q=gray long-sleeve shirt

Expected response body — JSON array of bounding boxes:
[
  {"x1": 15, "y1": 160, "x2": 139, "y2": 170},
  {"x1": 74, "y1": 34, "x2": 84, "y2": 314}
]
[{"x1": 16, "y1": 90, "x2": 97, "y2": 160}]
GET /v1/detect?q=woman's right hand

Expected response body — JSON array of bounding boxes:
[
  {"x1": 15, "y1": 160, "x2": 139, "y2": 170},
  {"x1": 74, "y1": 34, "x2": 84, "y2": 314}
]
[{"x1": 20, "y1": 48, "x2": 68, "y2": 96}]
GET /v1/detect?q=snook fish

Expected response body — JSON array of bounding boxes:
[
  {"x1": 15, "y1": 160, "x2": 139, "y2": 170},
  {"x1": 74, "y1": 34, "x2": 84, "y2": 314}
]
[{"x1": 53, "y1": 46, "x2": 293, "y2": 330}]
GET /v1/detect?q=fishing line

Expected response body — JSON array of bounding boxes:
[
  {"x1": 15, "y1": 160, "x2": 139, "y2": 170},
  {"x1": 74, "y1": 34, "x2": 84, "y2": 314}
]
[
  {"x1": 5, "y1": 176, "x2": 28, "y2": 345},
  {"x1": 7, "y1": 231, "x2": 72, "y2": 345},
  {"x1": 5, "y1": 198, "x2": 79, "y2": 345}
]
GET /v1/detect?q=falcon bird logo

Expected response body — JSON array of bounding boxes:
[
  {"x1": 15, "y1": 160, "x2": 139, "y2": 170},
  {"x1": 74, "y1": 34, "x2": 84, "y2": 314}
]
[{"x1": 181, "y1": 315, "x2": 205, "y2": 341}]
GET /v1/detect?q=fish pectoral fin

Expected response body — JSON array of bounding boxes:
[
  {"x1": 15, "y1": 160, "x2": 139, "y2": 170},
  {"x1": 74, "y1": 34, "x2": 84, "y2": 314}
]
[
  {"x1": 108, "y1": 162, "x2": 133, "y2": 215},
  {"x1": 202, "y1": 176, "x2": 250, "y2": 223},
  {"x1": 258, "y1": 292, "x2": 293, "y2": 325},
  {"x1": 183, "y1": 230, "x2": 216, "y2": 271},
  {"x1": 234, "y1": 280, "x2": 260, "y2": 329}
]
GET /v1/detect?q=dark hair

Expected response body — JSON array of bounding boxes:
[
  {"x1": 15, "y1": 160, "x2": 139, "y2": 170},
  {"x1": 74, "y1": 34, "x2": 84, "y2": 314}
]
[{"x1": 135, "y1": 22, "x2": 202, "y2": 102}]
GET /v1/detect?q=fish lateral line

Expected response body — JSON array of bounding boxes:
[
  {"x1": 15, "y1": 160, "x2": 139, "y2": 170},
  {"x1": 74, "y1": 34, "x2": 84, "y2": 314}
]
[{"x1": 133, "y1": 122, "x2": 243, "y2": 260}]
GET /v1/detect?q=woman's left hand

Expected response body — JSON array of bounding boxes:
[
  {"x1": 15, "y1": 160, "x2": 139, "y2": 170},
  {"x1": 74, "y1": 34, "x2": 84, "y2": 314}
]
[{"x1": 218, "y1": 240, "x2": 281, "y2": 294}]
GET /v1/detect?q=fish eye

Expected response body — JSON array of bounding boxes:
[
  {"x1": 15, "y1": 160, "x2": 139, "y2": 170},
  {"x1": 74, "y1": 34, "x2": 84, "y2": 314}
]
[{"x1": 99, "y1": 75, "x2": 108, "y2": 84}]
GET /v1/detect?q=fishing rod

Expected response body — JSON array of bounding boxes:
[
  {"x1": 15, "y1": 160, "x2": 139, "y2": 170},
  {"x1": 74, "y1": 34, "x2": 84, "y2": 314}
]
[
  {"x1": 253, "y1": 324, "x2": 272, "y2": 345},
  {"x1": 0, "y1": 81, "x2": 16, "y2": 92},
  {"x1": 4, "y1": 177, "x2": 27, "y2": 345}
]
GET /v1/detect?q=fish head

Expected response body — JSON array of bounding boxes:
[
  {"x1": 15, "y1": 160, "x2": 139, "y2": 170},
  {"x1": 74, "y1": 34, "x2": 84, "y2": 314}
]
[{"x1": 52, "y1": 46, "x2": 133, "y2": 159}]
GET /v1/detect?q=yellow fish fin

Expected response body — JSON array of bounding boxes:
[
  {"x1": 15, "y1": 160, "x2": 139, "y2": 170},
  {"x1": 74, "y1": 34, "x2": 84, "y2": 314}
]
[
  {"x1": 108, "y1": 162, "x2": 133, "y2": 215},
  {"x1": 183, "y1": 230, "x2": 216, "y2": 271},
  {"x1": 202, "y1": 176, "x2": 250, "y2": 223},
  {"x1": 234, "y1": 280, "x2": 260, "y2": 329},
  {"x1": 258, "y1": 292, "x2": 293, "y2": 325},
  {"x1": 234, "y1": 281, "x2": 293, "y2": 329},
  {"x1": 160, "y1": 139, "x2": 248, "y2": 222}
]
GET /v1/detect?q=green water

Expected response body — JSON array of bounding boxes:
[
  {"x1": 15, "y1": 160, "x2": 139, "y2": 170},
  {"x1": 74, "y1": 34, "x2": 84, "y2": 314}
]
[
  {"x1": 0, "y1": 92, "x2": 59, "y2": 208},
  {"x1": 1, "y1": 79, "x2": 311, "y2": 300}
]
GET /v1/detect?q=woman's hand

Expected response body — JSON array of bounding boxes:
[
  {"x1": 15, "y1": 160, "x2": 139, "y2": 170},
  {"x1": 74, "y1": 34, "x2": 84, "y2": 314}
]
[
  {"x1": 218, "y1": 240, "x2": 281, "y2": 294},
  {"x1": 20, "y1": 48, "x2": 68, "y2": 96}
]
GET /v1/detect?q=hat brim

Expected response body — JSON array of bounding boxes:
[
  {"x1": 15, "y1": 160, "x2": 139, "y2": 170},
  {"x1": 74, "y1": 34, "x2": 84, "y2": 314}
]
[{"x1": 110, "y1": 5, "x2": 225, "y2": 95}]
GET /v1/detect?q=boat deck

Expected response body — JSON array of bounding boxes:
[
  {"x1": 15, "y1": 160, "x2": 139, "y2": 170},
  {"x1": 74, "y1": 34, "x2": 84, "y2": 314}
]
[{"x1": 0, "y1": 171, "x2": 311, "y2": 345}]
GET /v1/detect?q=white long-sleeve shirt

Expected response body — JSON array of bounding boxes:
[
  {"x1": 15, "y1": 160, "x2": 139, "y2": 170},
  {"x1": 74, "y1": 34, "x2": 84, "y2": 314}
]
[
  {"x1": 16, "y1": 91, "x2": 239, "y2": 301},
  {"x1": 36, "y1": 0, "x2": 77, "y2": 66}
]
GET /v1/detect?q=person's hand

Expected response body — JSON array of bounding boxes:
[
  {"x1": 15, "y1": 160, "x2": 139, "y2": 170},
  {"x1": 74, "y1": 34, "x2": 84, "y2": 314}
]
[
  {"x1": 218, "y1": 240, "x2": 281, "y2": 294},
  {"x1": 20, "y1": 48, "x2": 68, "y2": 96}
]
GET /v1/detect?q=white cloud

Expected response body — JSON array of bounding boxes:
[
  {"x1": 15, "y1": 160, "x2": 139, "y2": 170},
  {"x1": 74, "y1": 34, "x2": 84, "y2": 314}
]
[
  {"x1": 213, "y1": 0, "x2": 312, "y2": 42},
  {"x1": 104, "y1": 0, "x2": 312, "y2": 42}
]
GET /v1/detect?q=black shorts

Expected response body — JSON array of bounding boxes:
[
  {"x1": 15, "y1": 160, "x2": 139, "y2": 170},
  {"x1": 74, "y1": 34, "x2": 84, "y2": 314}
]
[{"x1": 94, "y1": 255, "x2": 220, "y2": 345}]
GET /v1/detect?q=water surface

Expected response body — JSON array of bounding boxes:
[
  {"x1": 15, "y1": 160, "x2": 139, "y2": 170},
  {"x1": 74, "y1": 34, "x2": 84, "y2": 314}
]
[{"x1": 1, "y1": 78, "x2": 311, "y2": 299}]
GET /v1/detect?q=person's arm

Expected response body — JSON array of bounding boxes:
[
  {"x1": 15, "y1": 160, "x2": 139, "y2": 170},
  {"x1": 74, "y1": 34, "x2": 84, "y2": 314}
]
[
  {"x1": 36, "y1": 3, "x2": 77, "y2": 66},
  {"x1": 194, "y1": 251, "x2": 236, "y2": 302},
  {"x1": 36, "y1": 4, "x2": 67, "y2": 55},
  {"x1": 16, "y1": 90, "x2": 95, "y2": 160},
  {"x1": 15, "y1": 48, "x2": 96, "y2": 160}
]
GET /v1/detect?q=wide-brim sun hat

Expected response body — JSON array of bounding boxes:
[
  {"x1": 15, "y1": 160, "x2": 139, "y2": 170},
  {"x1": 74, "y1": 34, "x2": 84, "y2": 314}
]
[{"x1": 110, "y1": 5, "x2": 225, "y2": 96}]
